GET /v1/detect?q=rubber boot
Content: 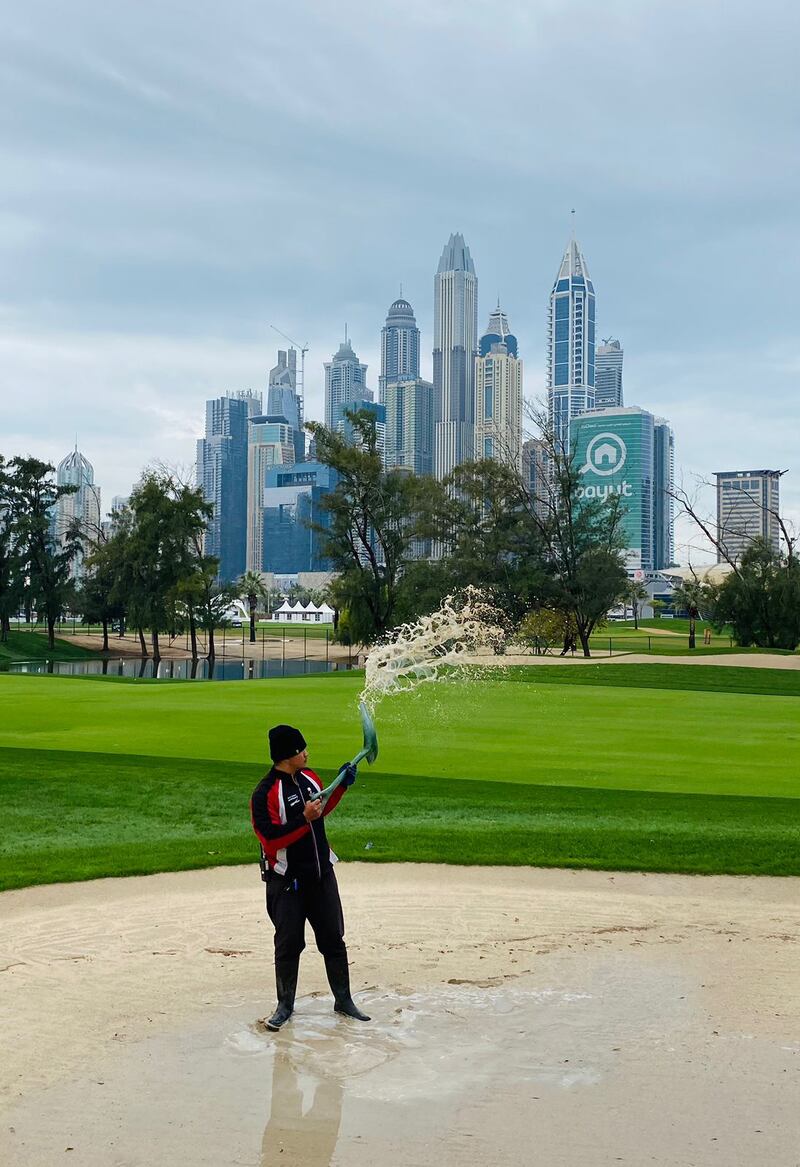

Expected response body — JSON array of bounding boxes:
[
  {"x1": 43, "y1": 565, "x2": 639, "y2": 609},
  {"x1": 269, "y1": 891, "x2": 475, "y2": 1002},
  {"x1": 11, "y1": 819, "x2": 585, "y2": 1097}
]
[
  {"x1": 266, "y1": 958, "x2": 299, "y2": 1031},
  {"x1": 324, "y1": 954, "x2": 371, "y2": 1021}
]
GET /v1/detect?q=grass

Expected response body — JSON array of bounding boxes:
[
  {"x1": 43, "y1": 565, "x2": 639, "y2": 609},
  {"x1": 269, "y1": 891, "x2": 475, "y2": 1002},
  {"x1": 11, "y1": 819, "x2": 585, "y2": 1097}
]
[
  {"x1": 0, "y1": 631, "x2": 98, "y2": 663},
  {"x1": 1, "y1": 747, "x2": 798, "y2": 891},
  {"x1": 1, "y1": 663, "x2": 798, "y2": 888}
]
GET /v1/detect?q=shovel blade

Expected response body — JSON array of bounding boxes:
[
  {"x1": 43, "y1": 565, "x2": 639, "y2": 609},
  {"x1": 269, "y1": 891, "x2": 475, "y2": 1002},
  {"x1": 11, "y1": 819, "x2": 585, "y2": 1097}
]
[{"x1": 358, "y1": 700, "x2": 378, "y2": 765}]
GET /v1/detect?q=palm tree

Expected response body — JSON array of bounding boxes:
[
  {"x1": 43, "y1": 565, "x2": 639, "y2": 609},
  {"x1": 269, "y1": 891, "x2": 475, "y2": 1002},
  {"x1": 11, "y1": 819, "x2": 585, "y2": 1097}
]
[
  {"x1": 671, "y1": 578, "x2": 705, "y2": 649},
  {"x1": 238, "y1": 571, "x2": 269, "y2": 643},
  {"x1": 622, "y1": 578, "x2": 650, "y2": 630}
]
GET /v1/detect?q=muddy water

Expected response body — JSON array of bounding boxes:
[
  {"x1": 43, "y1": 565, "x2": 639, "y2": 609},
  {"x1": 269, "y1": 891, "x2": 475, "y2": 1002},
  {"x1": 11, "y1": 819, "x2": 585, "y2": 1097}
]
[{"x1": 3, "y1": 954, "x2": 798, "y2": 1166}]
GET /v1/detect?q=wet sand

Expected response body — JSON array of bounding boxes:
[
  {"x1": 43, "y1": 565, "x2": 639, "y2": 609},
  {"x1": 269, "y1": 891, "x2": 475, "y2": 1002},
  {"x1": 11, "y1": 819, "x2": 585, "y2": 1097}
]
[{"x1": 1, "y1": 864, "x2": 799, "y2": 1165}]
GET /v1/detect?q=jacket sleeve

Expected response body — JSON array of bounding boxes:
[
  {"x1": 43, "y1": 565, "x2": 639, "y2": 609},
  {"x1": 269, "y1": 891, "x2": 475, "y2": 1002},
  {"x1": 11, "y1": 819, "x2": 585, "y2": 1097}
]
[
  {"x1": 250, "y1": 775, "x2": 309, "y2": 853},
  {"x1": 303, "y1": 768, "x2": 346, "y2": 817}
]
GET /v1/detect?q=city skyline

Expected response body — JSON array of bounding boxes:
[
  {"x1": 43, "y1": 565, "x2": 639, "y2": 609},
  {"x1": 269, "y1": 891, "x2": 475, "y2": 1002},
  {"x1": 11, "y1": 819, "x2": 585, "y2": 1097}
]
[{"x1": 3, "y1": 1, "x2": 799, "y2": 559}]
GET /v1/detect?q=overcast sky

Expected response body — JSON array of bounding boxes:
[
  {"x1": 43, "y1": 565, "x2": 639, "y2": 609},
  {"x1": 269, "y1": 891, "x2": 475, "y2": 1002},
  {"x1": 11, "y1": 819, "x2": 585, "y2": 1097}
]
[{"x1": 2, "y1": 0, "x2": 798, "y2": 563}]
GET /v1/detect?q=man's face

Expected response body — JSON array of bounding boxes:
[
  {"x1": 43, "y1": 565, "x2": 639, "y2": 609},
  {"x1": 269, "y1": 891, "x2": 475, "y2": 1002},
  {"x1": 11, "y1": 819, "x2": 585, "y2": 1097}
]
[{"x1": 288, "y1": 747, "x2": 308, "y2": 773}]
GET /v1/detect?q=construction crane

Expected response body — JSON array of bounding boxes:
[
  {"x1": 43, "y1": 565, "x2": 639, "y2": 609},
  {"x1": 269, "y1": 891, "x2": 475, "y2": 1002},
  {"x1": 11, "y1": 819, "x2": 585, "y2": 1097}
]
[{"x1": 270, "y1": 324, "x2": 309, "y2": 428}]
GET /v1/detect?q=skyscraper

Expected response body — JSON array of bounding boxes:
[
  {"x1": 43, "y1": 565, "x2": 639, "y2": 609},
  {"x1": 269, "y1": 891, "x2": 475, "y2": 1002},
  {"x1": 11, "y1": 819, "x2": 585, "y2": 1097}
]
[
  {"x1": 475, "y1": 304, "x2": 523, "y2": 469},
  {"x1": 324, "y1": 333, "x2": 371, "y2": 433},
  {"x1": 196, "y1": 390, "x2": 261, "y2": 582},
  {"x1": 433, "y1": 232, "x2": 478, "y2": 479},
  {"x1": 653, "y1": 419, "x2": 675, "y2": 569},
  {"x1": 384, "y1": 378, "x2": 436, "y2": 475},
  {"x1": 380, "y1": 295, "x2": 436, "y2": 476},
  {"x1": 595, "y1": 338, "x2": 624, "y2": 410},
  {"x1": 715, "y1": 470, "x2": 782, "y2": 562},
  {"x1": 245, "y1": 415, "x2": 297, "y2": 572},
  {"x1": 547, "y1": 236, "x2": 596, "y2": 450},
  {"x1": 267, "y1": 349, "x2": 304, "y2": 463},
  {"x1": 379, "y1": 297, "x2": 420, "y2": 400},
  {"x1": 572, "y1": 406, "x2": 674, "y2": 573},
  {"x1": 54, "y1": 447, "x2": 101, "y2": 579},
  {"x1": 262, "y1": 462, "x2": 337, "y2": 575}
]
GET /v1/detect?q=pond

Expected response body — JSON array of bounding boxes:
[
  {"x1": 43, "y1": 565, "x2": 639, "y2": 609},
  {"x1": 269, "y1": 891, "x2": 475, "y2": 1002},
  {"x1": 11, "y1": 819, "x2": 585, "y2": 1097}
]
[{"x1": 1, "y1": 657, "x2": 352, "y2": 681}]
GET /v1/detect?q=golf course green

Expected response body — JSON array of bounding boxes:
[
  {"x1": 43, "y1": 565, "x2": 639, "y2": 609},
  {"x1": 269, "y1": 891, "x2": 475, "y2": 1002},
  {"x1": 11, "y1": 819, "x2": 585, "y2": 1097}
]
[{"x1": 1, "y1": 663, "x2": 798, "y2": 889}]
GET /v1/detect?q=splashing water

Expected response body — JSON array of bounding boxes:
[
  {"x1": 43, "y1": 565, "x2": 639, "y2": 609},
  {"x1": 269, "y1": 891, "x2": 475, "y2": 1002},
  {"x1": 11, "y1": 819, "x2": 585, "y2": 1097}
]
[{"x1": 360, "y1": 588, "x2": 507, "y2": 715}]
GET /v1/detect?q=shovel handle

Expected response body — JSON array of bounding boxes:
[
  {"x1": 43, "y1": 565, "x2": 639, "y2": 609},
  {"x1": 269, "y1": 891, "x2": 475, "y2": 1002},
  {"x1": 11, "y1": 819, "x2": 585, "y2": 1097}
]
[{"x1": 315, "y1": 746, "x2": 370, "y2": 802}]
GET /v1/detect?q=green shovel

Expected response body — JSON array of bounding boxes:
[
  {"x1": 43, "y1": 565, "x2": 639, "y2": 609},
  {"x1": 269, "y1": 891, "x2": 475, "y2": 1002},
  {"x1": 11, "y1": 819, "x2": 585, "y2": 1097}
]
[{"x1": 316, "y1": 701, "x2": 378, "y2": 802}]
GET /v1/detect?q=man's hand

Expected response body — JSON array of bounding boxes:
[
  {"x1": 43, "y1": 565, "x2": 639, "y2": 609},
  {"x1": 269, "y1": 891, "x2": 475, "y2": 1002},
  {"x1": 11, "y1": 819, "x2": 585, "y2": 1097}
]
[
  {"x1": 338, "y1": 762, "x2": 357, "y2": 788},
  {"x1": 303, "y1": 798, "x2": 323, "y2": 822}
]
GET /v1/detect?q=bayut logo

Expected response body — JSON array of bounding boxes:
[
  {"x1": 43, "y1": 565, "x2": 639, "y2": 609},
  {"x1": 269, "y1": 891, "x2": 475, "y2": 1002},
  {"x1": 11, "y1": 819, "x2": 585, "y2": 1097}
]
[
  {"x1": 581, "y1": 432, "x2": 627, "y2": 477},
  {"x1": 578, "y1": 431, "x2": 633, "y2": 499}
]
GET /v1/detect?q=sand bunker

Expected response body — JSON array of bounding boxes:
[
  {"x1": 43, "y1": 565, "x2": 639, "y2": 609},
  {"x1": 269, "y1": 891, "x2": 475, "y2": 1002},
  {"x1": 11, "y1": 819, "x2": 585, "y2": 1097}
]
[{"x1": 1, "y1": 864, "x2": 799, "y2": 1165}]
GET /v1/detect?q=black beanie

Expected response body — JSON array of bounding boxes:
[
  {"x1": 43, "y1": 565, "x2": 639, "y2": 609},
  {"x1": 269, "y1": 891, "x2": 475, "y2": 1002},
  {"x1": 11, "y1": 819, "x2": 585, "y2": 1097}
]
[{"x1": 269, "y1": 724, "x2": 307, "y2": 763}]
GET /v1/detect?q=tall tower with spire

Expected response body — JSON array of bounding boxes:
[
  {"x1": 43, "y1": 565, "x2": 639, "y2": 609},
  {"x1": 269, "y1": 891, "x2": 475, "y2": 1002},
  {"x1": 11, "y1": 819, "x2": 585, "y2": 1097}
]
[
  {"x1": 475, "y1": 303, "x2": 523, "y2": 470},
  {"x1": 433, "y1": 232, "x2": 478, "y2": 479},
  {"x1": 380, "y1": 296, "x2": 420, "y2": 401},
  {"x1": 547, "y1": 234, "x2": 596, "y2": 449},
  {"x1": 54, "y1": 446, "x2": 101, "y2": 580},
  {"x1": 324, "y1": 332, "x2": 371, "y2": 432}
]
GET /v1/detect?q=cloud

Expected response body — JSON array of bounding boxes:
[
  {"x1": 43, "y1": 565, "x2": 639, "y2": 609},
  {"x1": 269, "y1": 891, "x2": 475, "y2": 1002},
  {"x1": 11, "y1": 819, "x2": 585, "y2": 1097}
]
[{"x1": 0, "y1": 0, "x2": 797, "y2": 549}]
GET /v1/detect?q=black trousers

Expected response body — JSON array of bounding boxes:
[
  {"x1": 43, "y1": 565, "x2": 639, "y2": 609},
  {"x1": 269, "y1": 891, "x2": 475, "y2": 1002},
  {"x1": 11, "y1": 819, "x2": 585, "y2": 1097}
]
[{"x1": 266, "y1": 868, "x2": 347, "y2": 963}]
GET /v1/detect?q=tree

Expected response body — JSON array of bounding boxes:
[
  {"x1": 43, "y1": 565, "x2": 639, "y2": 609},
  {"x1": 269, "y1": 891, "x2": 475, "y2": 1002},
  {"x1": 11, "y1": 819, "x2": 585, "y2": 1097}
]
[
  {"x1": 10, "y1": 458, "x2": 80, "y2": 649},
  {"x1": 238, "y1": 570, "x2": 269, "y2": 643},
  {"x1": 125, "y1": 471, "x2": 212, "y2": 659},
  {"x1": 670, "y1": 578, "x2": 706, "y2": 649},
  {"x1": 437, "y1": 459, "x2": 548, "y2": 632},
  {"x1": 0, "y1": 456, "x2": 22, "y2": 643},
  {"x1": 621, "y1": 578, "x2": 649, "y2": 630},
  {"x1": 705, "y1": 538, "x2": 800, "y2": 650},
  {"x1": 519, "y1": 408, "x2": 629, "y2": 657},
  {"x1": 308, "y1": 410, "x2": 445, "y2": 644}
]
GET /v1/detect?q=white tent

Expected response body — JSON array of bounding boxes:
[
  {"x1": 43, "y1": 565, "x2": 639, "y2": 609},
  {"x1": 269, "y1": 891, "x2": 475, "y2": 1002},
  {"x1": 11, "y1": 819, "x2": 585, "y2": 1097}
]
[{"x1": 271, "y1": 598, "x2": 335, "y2": 624}]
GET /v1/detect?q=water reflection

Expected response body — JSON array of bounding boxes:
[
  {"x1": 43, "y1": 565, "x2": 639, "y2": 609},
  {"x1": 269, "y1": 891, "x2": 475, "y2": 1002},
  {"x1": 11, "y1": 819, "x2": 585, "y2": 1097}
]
[
  {"x1": 261, "y1": 1051, "x2": 342, "y2": 1167},
  {"x1": 1, "y1": 657, "x2": 350, "y2": 681}
]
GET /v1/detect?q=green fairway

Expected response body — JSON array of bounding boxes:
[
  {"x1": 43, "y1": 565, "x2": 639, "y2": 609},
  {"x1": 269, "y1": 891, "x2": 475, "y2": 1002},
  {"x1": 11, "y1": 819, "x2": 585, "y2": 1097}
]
[
  {"x1": 1, "y1": 664, "x2": 798, "y2": 887},
  {"x1": 0, "y1": 631, "x2": 98, "y2": 663}
]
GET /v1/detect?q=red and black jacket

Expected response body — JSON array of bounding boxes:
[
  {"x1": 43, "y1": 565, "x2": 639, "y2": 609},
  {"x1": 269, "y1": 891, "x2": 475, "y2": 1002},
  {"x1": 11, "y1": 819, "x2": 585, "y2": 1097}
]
[{"x1": 250, "y1": 767, "x2": 346, "y2": 882}]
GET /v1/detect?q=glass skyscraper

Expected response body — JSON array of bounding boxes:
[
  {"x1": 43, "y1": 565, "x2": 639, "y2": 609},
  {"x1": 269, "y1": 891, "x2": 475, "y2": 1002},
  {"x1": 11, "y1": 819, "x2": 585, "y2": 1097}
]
[
  {"x1": 572, "y1": 406, "x2": 674, "y2": 572},
  {"x1": 196, "y1": 391, "x2": 261, "y2": 581},
  {"x1": 267, "y1": 348, "x2": 304, "y2": 463},
  {"x1": 547, "y1": 236, "x2": 596, "y2": 450},
  {"x1": 54, "y1": 446, "x2": 101, "y2": 580},
  {"x1": 380, "y1": 298, "x2": 420, "y2": 399},
  {"x1": 433, "y1": 232, "x2": 478, "y2": 479},
  {"x1": 595, "y1": 339, "x2": 624, "y2": 410},
  {"x1": 380, "y1": 295, "x2": 436, "y2": 475},
  {"x1": 324, "y1": 334, "x2": 372, "y2": 433},
  {"x1": 475, "y1": 304, "x2": 523, "y2": 469},
  {"x1": 245, "y1": 414, "x2": 296, "y2": 572},
  {"x1": 262, "y1": 462, "x2": 337, "y2": 574}
]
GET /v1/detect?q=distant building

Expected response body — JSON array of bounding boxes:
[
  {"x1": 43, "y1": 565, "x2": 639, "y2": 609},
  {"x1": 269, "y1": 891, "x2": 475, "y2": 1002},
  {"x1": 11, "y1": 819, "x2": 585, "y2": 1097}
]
[
  {"x1": 267, "y1": 349, "x2": 305, "y2": 464},
  {"x1": 715, "y1": 470, "x2": 782, "y2": 562},
  {"x1": 245, "y1": 415, "x2": 296, "y2": 572},
  {"x1": 595, "y1": 339, "x2": 624, "y2": 409},
  {"x1": 324, "y1": 334, "x2": 372, "y2": 433},
  {"x1": 380, "y1": 298, "x2": 420, "y2": 400},
  {"x1": 53, "y1": 447, "x2": 101, "y2": 580},
  {"x1": 522, "y1": 438, "x2": 548, "y2": 517},
  {"x1": 433, "y1": 232, "x2": 478, "y2": 478},
  {"x1": 262, "y1": 461, "x2": 337, "y2": 575},
  {"x1": 384, "y1": 377, "x2": 436, "y2": 475},
  {"x1": 339, "y1": 399, "x2": 387, "y2": 463},
  {"x1": 475, "y1": 304, "x2": 523, "y2": 469},
  {"x1": 547, "y1": 236, "x2": 596, "y2": 450},
  {"x1": 653, "y1": 419, "x2": 675, "y2": 569},
  {"x1": 572, "y1": 406, "x2": 674, "y2": 572},
  {"x1": 196, "y1": 391, "x2": 261, "y2": 582}
]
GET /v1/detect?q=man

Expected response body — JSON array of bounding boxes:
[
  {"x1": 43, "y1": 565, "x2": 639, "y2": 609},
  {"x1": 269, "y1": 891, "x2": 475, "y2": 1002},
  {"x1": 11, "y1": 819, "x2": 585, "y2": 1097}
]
[{"x1": 250, "y1": 723, "x2": 371, "y2": 1031}]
